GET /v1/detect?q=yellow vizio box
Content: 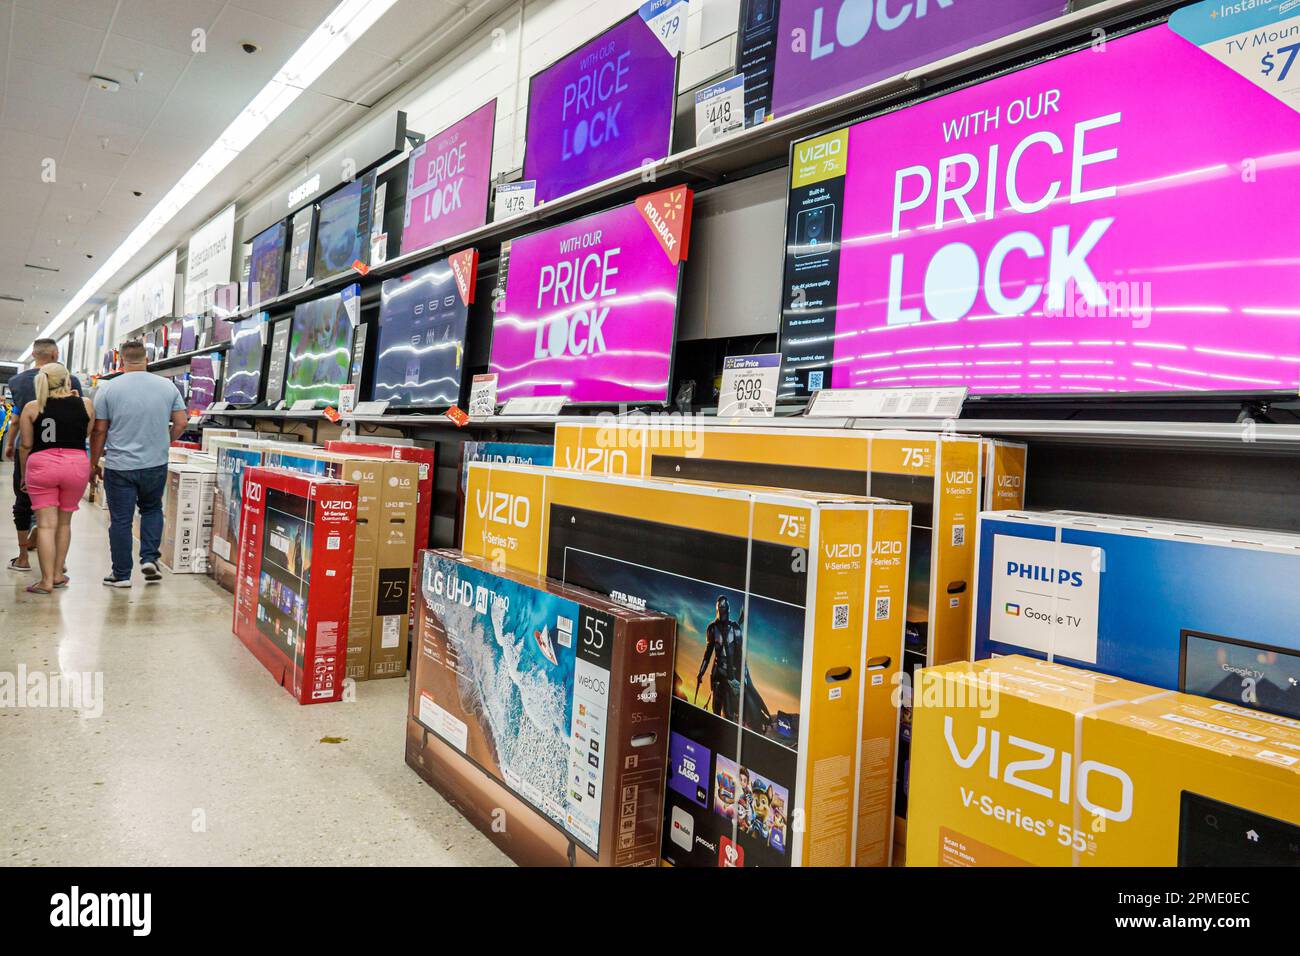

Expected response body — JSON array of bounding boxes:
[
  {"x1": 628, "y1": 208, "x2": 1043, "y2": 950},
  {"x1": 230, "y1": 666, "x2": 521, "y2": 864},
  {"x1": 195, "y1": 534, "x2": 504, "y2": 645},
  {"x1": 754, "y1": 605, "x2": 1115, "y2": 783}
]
[
  {"x1": 462, "y1": 462, "x2": 910, "y2": 867},
  {"x1": 907, "y1": 656, "x2": 1300, "y2": 866}
]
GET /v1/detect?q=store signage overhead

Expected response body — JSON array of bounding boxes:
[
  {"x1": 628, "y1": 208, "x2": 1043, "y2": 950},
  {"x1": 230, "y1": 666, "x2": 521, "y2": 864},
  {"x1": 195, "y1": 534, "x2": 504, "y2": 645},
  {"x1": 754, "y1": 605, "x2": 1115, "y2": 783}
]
[
  {"x1": 778, "y1": 19, "x2": 1300, "y2": 399},
  {"x1": 185, "y1": 204, "x2": 235, "y2": 313}
]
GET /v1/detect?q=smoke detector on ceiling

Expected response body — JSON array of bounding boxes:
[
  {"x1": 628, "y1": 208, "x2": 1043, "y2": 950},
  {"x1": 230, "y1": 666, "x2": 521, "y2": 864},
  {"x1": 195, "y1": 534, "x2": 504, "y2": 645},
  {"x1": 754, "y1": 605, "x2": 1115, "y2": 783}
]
[{"x1": 89, "y1": 75, "x2": 120, "y2": 93}]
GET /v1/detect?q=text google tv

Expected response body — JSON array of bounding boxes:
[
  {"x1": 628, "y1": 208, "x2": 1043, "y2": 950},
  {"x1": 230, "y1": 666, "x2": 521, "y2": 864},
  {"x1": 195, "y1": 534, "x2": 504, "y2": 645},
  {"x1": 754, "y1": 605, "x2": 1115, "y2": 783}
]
[{"x1": 777, "y1": 18, "x2": 1300, "y2": 399}]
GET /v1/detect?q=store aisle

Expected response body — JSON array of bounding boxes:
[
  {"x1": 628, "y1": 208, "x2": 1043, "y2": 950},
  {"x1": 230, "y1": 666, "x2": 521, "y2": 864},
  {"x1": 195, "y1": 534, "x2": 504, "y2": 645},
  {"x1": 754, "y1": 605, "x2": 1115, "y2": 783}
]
[{"x1": 0, "y1": 479, "x2": 508, "y2": 866}]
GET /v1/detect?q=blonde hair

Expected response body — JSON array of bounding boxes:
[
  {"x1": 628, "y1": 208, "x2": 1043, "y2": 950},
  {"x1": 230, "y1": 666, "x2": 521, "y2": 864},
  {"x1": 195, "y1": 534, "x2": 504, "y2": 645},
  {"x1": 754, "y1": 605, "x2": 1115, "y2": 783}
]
[{"x1": 35, "y1": 363, "x2": 73, "y2": 414}]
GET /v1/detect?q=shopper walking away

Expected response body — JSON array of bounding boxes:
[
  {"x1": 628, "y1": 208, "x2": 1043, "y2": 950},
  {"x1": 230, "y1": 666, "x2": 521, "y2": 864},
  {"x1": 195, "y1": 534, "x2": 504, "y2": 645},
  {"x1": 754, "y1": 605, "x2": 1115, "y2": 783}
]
[
  {"x1": 15, "y1": 364, "x2": 93, "y2": 594},
  {"x1": 6, "y1": 339, "x2": 82, "y2": 574},
  {"x1": 89, "y1": 341, "x2": 187, "y2": 587}
]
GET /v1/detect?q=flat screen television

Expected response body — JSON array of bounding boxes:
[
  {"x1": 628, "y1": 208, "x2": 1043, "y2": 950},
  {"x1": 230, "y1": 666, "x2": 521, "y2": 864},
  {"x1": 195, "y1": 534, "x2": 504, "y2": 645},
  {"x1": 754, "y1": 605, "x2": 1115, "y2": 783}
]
[
  {"x1": 736, "y1": 0, "x2": 1064, "y2": 127},
  {"x1": 223, "y1": 315, "x2": 266, "y2": 407},
  {"x1": 313, "y1": 173, "x2": 375, "y2": 281},
  {"x1": 286, "y1": 205, "x2": 315, "y2": 291},
  {"x1": 285, "y1": 284, "x2": 361, "y2": 407},
  {"x1": 522, "y1": 11, "x2": 678, "y2": 204},
  {"x1": 777, "y1": 19, "x2": 1300, "y2": 400},
  {"x1": 402, "y1": 100, "x2": 497, "y2": 255},
  {"x1": 249, "y1": 220, "x2": 287, "y2": 307},
  {"x1": 188, "y1": 355, "x2": 218, "y2": 415},
  {"x1": 373, "y1": 250, "x2": 478, "y2": 408},
  {"x1": 180, "y1": 314, "x2": 201, "y2": 353},
  {"x1": 488, "y1": 186, "x2": 692, "y2": 406}
]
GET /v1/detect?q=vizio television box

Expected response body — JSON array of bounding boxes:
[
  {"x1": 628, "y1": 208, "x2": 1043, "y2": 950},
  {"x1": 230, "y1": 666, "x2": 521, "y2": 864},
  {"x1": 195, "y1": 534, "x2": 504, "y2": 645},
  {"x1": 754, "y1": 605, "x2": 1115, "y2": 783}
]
[
  {"x1": 262, "y1": 448, "x2": 420, "y2": 682},
  {"x1": 973, "y1": 511, "x2": 1300, "y2": 721},
  {"x1": 233, "y1": 467, "x2": 358, "y2": 705},
  {"x1": 406, "y1": 549, "x2": 676, "y2": 867},
  {"x1": 462, "y1": 462, "x2": 911, "y2": 867},
  {"x1": 907, "y1": 656, "x2": 1300, "y2": 866}
]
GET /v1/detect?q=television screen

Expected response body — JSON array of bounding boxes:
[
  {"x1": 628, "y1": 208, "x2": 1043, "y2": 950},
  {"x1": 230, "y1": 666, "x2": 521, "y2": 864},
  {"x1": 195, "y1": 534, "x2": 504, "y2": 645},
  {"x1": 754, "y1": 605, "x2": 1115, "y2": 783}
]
[
  {"x1": 256, "y1": 487, "x2": 312, "y2": 661},
  {"x1": 374, "y1": 250, "x2": 477, "y2": 408},
  {"x1": 188, "y1": 355, "x2": 218, "y2": 415},
  {"x1": 249, "y1": 221, "x2": 286, "y2": 308},
  {"x1": 522, "y1": 11, "x2": 678, "y2": 204},
  {"x1": 286, "y1": 205, "x2": 315, "y2": 291},
  {"x1": 402, "y1": 100, "x2": 496, "y2": 255},
  {"x1": 286, "y1": 284, "x2": 360, "y2": 407},
  {"x1": 737, "y1": 0, "x2": 1064, "y2": 127},
  {"x1": 777, "y1": 20, "x2": 1300, "y2": 399},
  {"x1": 223, "y1": 315, "x2": 266, "y2": 406},
  {"x1": 313, "y1": 173, "x2": 375, "y2": 280},
  {"x1": 180, "y1": 315, "x2": 200, "y2": 353},
  {"x1": 489, "y1": 186, "x2": 692, "y2": 405},
  {"x1": 166, "y1": 320, "x2": 181, "y2": 357}
]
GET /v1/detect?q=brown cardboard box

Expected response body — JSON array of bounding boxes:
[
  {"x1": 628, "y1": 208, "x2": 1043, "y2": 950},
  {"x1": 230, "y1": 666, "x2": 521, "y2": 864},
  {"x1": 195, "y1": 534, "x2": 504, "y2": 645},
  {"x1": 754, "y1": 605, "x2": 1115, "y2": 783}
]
[{"x1": 406, "y1": 549, "x2": 676, "y2": 866}]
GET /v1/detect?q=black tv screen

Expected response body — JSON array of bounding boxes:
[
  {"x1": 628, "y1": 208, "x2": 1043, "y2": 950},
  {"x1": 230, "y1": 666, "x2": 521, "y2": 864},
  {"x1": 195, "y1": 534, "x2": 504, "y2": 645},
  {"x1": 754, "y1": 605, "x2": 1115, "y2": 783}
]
[
  {"x1": 373, "y1": 251, "x2": 476, "y2": 408},
  {"x1": 286, "y1": 284, "x2": 360, "y2": 407},
  {"x1": 313, "y1": 173, "x2": 375, "y2": 281},
  {"x1": 249, "y1": 221, "x2": 287, "y2": 307},
  {"x1": 223, "y1": 315, "x2": 266, "y2": 406}
]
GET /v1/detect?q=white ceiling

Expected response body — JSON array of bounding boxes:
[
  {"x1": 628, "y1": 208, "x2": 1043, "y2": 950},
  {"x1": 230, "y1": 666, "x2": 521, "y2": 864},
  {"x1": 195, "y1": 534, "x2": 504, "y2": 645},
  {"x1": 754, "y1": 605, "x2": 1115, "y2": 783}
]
[{"x1": 0, "y1": 0, "x2": 517, "y2": 360}]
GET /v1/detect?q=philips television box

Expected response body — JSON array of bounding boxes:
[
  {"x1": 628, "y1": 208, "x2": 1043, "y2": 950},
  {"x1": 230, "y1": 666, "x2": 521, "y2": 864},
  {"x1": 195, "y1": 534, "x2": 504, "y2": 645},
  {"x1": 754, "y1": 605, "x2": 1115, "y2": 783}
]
[
  {"x1": 232, "y1": 467, "x2": 358, "y2": 705},
  {"x1": 522, "y1": 9, "x2": 678, "y2": 204},
  {"x1": 777, "y1": 16, "x2": 1300, "y2": 400},
  {"x1": 402, "y1": 100, "x2": 496, "y2": 255},
  {"x1": 488, "y1": 186, "x2": 692, "y2": 406},
  {"x1": 373, "y1": 249, "x2": 477, "y2": 408},
  {"x1": 907, "y1": 656, "x2": 1300, "y2": 866},
  {"x1": 286, "y1": 284, "x2": 361, "y2": 407},
  {"x1": 462, "y1": 462, "x2": 911, "y2": 867},
  {"x1": 262, "y1": 447, "x2": 420, "y2": 681},
  {"x1": 406, "y1": 549, "x2": 677, "y2": 867},
  {"x1": 973, "y1": 511, "x2": 1300, "y2": 721},
  {"x1": 736, "y1": 0, "x2": 1063, "y2": 127},
  {"x1": 313, "y1": 172, "x2": 376, "y2": 280},
  {"x1": 248, "y1": 220, "x2": 287, "y2": 308}
]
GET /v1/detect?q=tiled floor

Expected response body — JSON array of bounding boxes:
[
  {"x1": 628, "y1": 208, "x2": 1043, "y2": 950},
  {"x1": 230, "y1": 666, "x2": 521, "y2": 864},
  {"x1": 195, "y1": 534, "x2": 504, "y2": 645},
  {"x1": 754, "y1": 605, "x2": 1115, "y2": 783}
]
[{"x1": 0, "y1": 477, "x2": 508, "y2": 866}]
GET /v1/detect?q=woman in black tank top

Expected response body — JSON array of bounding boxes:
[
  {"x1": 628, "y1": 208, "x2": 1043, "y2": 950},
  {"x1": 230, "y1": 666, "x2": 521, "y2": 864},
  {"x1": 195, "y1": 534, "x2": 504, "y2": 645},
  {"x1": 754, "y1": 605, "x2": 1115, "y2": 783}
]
[{"x1": 17, "y1": 363, "x2": 93, "y2": 594}]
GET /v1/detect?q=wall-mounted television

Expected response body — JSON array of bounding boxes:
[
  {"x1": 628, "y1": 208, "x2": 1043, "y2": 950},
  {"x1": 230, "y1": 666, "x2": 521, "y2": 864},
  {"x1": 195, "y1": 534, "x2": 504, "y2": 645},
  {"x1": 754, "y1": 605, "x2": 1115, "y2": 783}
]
[
  {"x1": 286, "y1": 205, "x2": 316, "y2": 292},
  {"x1": 179, "y1": 314, "x2": 201, "y2": 353},
  {"x1": 313, "y1": 173, "x2": 376, "y2": 281},
  {"x1": 402, "y1": 100, "x2": 496, "y2": 255},
  {"x1": 522, "y1": 11, "x2": 679, "y2": 204},
  {"x1": 489, "y1": 186, "x2": 692, "y2": 406},
  {"x1": 223, "y1": 315, "x2": 266, "y2": 407},
  {"x1": 777, "y1": 19, "x2": 1300, "y2": 399},
  {"x1": 249, "y1": 220, "x2": 287, "y2": 307},
  {"x1": 373, "y1": 250, "x2": 478, "y2": 408},
  {"x1": 737, "y1": 0, "x2": 1064, "y2": 127},
  {"x1": 286, "y1": 284, "x2": 361, "y2": 407}
]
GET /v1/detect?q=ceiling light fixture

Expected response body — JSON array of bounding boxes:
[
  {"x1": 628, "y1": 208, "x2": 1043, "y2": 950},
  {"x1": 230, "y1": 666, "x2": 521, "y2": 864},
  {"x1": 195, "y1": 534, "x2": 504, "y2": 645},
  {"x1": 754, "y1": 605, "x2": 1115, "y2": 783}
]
[{"x1": 21, "y1": 0, "x2": 398, "y2": 360}]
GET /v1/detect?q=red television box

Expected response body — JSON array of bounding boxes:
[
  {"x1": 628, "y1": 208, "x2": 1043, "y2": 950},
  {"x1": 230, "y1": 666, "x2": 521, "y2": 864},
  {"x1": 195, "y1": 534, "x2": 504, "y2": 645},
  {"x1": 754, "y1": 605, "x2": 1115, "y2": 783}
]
[{"x1": 233, "y1": 466, "x2": 358, "y2": 704}]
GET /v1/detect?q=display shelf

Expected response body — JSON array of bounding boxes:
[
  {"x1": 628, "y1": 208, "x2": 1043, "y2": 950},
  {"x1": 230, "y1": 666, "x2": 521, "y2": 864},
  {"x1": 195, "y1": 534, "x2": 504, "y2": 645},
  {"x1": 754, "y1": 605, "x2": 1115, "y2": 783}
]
[
  {"x1": 148, "y1": 342, "x2": 228, "y2": 372},
  {"x1": 224, "y1": 0, "x2": 1167, "y2": 321},
  {"x1": 201, "y1": 407, "x2": 328, "y2": 421}
]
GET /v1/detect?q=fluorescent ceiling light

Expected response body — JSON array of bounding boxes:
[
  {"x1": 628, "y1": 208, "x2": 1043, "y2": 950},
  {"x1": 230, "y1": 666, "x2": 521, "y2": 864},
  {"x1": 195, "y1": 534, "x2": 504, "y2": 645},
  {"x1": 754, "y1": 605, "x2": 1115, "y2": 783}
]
[{"x1": 21, "y1": 0, "x2": 398, "y2": 361}]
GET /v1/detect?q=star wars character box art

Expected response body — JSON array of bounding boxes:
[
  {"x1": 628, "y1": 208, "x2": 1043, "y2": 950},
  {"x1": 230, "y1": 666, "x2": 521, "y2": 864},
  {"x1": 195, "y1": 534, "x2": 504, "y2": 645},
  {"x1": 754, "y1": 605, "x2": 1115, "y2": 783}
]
[
  {"x1": 405, "y1": 550, "x2": 676, "y2": 867},
  {"x1": 461, "y1": 463, "x2": 910, "y2": 866}
]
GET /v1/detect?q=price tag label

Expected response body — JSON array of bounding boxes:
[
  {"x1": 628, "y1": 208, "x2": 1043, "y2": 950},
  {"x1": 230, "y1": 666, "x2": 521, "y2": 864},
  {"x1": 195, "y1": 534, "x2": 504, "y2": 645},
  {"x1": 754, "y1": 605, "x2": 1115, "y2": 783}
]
[
  {"x1": 805, "y1": 386, "x2": 968, "y2": 419},
  {"x1": 494, "y1": 181, "x2": 537, "y2": 222},
  {"x1": 695, "y1": 74, "x2": 746, "y2": 147},
  {"x1": 641, "y1": 0, "x2": 689, "y2": 57},
  {"x1": 337, "y1": 384, "x2": 357, "y2": 415},
  {"x1": 718, "y1": 353, "x2": 780, "y2": 417},
  {"x1": 323, "y1": 406, "x2": 342, "y2": 423},
  {"x1": 444, "y1": 406, "x2": 470, "y2": 427},
  {"x1": 500, "y1": 396, "x2": 568, "y2": 417},
  {"x1": 370, "y1": 233, "x2": 388, "y2": 266},
  {"x1": 469, "y1": 374, "x2": 498, "y2": 419},
  {"x1": 1170, "y1": 0, "x2": 1300, "y2": 115}
]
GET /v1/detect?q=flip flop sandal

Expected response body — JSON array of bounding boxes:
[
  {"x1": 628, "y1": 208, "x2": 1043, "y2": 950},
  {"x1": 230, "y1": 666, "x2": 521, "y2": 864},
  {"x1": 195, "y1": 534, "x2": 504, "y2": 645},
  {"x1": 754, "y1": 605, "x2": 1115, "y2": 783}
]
[
  {"x1": 7, "y1": 558, "x2": 31, "y2": 572},
  {"x1": 25, "y1": 583, "x2": 51, "y2": 595},
  {"x1": 53, "y1": 579, "x2": 70, "y2": 590}
]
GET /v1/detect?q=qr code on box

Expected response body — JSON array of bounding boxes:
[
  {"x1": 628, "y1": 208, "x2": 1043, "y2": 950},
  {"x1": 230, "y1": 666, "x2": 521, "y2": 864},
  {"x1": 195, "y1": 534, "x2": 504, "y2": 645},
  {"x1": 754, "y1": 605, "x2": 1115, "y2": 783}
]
[
  {"x1": 951, "y1": 525, "x2": 966, "y2": 547},
  {"x1": 832, "y1": 603, "x2": 849, "y2": 629},
  {"x1": 874, "y1": 597, "x2": 890, "y2": 621}
]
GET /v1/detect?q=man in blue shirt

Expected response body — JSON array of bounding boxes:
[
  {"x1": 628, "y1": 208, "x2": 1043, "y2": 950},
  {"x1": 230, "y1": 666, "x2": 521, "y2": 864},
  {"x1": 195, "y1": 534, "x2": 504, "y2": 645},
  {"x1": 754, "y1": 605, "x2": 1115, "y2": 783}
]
[
  {"x1": 5, "y1": 339, "x2": 83, "y2": 573},
  {"x1": 89, "y1": 340, "x2": 188, "y2": 587}
]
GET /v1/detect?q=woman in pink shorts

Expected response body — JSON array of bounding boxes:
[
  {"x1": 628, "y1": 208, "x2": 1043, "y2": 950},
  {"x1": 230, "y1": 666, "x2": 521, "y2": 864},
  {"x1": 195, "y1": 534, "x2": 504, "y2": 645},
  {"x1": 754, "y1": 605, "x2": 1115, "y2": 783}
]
[{"x1": 17, "y1": 363, "x2": 93, "y2": 594}]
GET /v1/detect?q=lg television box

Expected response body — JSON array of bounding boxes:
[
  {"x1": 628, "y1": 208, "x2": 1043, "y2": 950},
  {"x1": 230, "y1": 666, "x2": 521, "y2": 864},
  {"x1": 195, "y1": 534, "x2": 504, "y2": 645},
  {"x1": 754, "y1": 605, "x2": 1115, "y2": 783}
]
[
  {"x1": 462, "y1": 462, "x2": 911, "y2": 867},
  {"x1": 263, "y1": 447, "x2": 420, "y2": 681},
  {"x1": 973, "y1": 511, "x2": 1300, "y2": 721},
  {"x1": 161, "y1": 461, "x2": 217, "y2": 574},
  {"x1": 907, "y1": 656, "x2": 1300, "y2": 866},
  {"x1": 406, "y1": 549, "x2": 676, "y2": 867},
  {"x1": 325, "y1": 438, "x2": 436, "y2": 559},
  {"x1": 233, "y1": 467, "x2": 358, "y2": 705}
]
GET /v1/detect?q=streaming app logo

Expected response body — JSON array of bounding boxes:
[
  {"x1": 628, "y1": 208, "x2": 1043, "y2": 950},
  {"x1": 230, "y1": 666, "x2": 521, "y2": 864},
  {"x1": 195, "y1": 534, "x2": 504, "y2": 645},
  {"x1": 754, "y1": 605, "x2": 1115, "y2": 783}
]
[
  {"x1": 670, "y1": 805, "x2": 694, "y2": 851},
  {"x1": 719, "y1": 836, "x2": 743, "y2": 867}
]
